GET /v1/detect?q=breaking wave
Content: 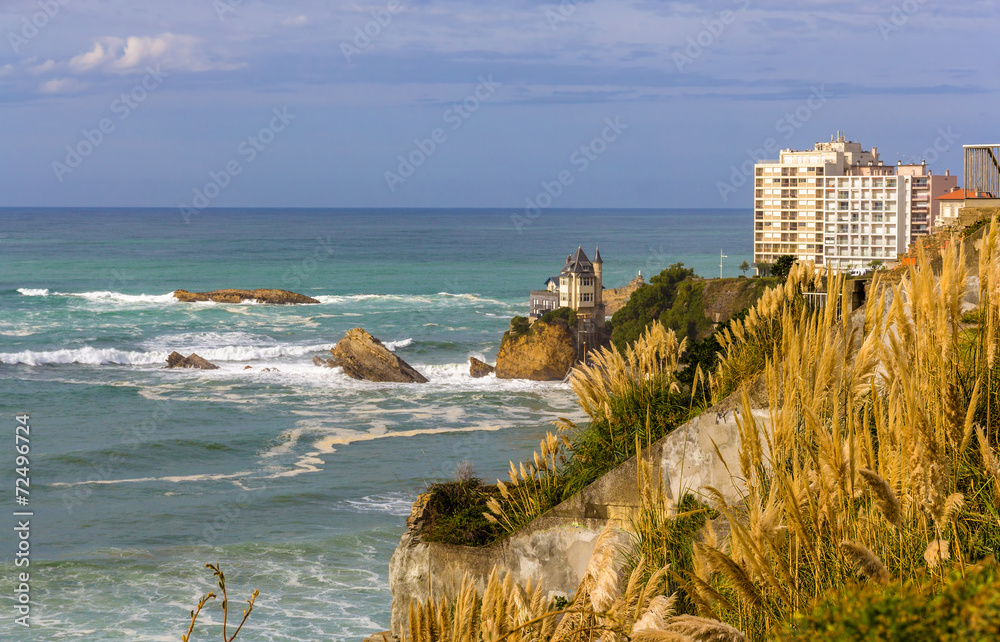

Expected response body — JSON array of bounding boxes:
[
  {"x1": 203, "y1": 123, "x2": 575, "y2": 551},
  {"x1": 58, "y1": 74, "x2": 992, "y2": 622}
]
[
  {"x1": 16, "y1": 288, "x2": 177, "y2": 304},
  {"x1": 313, "y1": 292, "x2": 507, "y2": 306},
  {"x1": 0, "y1": 343, "x2": 335, "y2": 366},
  {"x1": 0, "y1": 336, "x2": 415, "y2": 366}
]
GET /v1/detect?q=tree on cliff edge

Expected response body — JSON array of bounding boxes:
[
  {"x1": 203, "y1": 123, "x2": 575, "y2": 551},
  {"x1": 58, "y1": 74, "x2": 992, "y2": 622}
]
[{"x1": 607, "y1": 263, "x2": 710, "y2": 350}]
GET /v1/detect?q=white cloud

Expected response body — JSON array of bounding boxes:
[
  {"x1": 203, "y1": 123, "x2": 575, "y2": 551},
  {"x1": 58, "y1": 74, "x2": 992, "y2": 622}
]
[
  {"x1": 68, "y1": 33, "x2": 232, "y2": 74},
  {"x1": 29, "y1": 59, "x2": 58, "y2": 75},
  {"x1": 40, "y1": 78, "x2": 85, "y2": 94},
  {"x1": 70, "y1": 38, "x2": 124, "y2": 72},
  {"x1": 283, "y1": 15, "x2": 309, "y2": 27}
]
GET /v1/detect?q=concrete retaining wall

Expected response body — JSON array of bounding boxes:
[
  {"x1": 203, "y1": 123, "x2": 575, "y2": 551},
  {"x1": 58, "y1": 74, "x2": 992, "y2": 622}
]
[{"x1": 387, "y1": 406, "x2": 770, "y2": 639}]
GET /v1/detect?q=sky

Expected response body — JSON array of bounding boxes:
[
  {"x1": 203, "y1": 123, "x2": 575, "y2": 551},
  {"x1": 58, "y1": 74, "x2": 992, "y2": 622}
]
[{"x1": 0, "y1": 0, "x2": 997, "y2": 209}]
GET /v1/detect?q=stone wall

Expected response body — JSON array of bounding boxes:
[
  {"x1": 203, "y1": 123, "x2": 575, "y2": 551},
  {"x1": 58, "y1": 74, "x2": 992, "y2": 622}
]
[{"x1": 387, "y1": 405, "x2": 770, "y2": 639}]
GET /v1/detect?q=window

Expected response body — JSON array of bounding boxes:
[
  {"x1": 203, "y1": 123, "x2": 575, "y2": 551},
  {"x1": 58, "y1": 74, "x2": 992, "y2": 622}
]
[{"x1": 582, "y1": 293, "x2": 593, "y2": 303}]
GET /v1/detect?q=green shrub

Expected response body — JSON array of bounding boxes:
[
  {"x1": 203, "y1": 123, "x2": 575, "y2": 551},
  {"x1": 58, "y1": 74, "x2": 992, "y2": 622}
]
[
  {"x1": 962, "y1": 308, "x2": 983, "y2": 325},
  {"x1": 421, "y1": 476, "x2": 503, "y2": 546},
  {"x1": 539, "y1": 306, "x2": 577, "y2": 328},
  {"x1": 608, "y1": 263, "x2": 703, "y2": 350},
  {"x1": 781, "y1": 563, "x2": 1000, "y2": 641},
  {"x1": 509, "y1": 316, "x2": 530, "y2": 337}
]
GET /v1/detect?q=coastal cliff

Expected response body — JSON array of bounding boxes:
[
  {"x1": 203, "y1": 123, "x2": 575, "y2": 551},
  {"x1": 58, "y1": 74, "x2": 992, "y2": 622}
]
[{"x1": 495, "y1": 319, "x2": 576, "y2": 381}]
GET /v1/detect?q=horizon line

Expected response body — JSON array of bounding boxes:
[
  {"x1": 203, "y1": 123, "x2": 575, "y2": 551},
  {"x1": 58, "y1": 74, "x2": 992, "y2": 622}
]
[{"x1": 0, "y1": 205, "x2": 750, "y2": 212}]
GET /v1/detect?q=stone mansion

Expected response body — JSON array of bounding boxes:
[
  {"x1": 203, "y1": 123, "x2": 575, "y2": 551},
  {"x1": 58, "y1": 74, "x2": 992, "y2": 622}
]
[{"x1": 528, "y1": 246, "x2": 605, "y2": 329}]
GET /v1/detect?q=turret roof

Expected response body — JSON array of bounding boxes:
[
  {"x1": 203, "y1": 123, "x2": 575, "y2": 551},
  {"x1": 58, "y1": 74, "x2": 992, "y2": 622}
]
[
  {"x1": 594, "y1": 246, "x2": 603, "y2": 264},
  {"x1": 561, "y1": 246, "x2": 595, "y2": 275}
]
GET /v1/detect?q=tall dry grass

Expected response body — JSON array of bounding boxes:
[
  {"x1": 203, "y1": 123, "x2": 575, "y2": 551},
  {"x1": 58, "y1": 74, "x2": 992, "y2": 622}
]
[
  {"x1": 427, "y1": 223, "x2": 1000, "y2": 642},
  {"x1": 711, "y1": 262, "x2": 827, "y2": 402},
  {"x1": 404, "y1": 522, "x2": 744, "y2": 642},
  {"x1": 486, "y1": 322, "x2": 691, "y2": 535},
  {"x1": 571, "y1": 321, "x2": 686, "y2": 422},
  {"x1": 690, "y1": 225, "x2": 1000, "y2": 638}
]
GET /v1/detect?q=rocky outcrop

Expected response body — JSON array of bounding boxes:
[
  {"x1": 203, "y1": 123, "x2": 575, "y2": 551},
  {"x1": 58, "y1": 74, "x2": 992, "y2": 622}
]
[
  {"x1": 312, "y1": 355, "x2": 338, "y2": 368},
  {"x1": 495, "y1": 320, "x2": 576, "y2": 381},
  {"x1": 165, "y1": 351, "x2": 219, "y2": 369},
  {"x1": 469, "y1": 357, "x2": 495, "y2": 378},
  {"x1": 173, "y1": 289, "x2": 319, "y2": 304},
  {"x1": 331, "y1": 328, "x2": 428, "y2": 383}
]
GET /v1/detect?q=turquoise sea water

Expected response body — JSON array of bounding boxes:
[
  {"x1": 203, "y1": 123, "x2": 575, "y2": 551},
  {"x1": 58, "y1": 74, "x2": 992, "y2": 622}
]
[{"x1": 0, "y1": 208, "x2": 750, "y2": 640}]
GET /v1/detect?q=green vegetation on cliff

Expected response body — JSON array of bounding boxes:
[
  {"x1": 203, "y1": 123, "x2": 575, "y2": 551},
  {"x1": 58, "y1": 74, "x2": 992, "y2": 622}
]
[
  {"x1": 420, "y1": 473, "x2": 503, "y2": 547},
  {"x1": 485, "y1": 322, "x2": 702, "y2": 535},
  {"x1": 538, "y1": 306, "x2": 577, "y2": 328},
  {"x1": 607, "y1": 263, "x2": 705, "y2": 350},
  {"x1": 607, "y1": 263, "x2": 774, "y2": 354}
]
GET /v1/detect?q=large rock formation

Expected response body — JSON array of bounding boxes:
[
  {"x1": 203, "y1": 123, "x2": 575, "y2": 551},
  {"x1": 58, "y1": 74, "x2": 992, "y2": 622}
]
[
  {"x1": 173, "y1": 289, "x2": 319, "y2": 304},
  {"x1": 331, "y1": 328, "x2": 428, "y2": 383},
  {"x1": 495, "y1": 319, "x2": 576, "y2": 381},
  {"x1": 469, "y1": 357, "x2": 495, "y2": 378},
  {"x1": 165, "y1": 351, "x2": 219, "y2": 369},
  {"x1": 312, "y1": 355, "x2": 337, "y2": 368}
]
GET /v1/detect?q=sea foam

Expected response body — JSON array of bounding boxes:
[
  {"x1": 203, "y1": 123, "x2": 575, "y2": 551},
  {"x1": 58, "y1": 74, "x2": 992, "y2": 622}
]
[{"x1": 0, "y1": 342, "x2": 336, "y2": 366}]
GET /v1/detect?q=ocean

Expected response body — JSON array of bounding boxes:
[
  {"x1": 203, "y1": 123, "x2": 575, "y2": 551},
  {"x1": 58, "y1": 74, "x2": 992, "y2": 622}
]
[{"x1": 0, "y1": 208, "x2": 750, "y2": 641}]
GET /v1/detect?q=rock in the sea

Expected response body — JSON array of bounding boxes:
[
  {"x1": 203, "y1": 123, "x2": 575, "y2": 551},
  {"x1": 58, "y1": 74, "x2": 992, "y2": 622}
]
[
  {"x1": 312, "y1": 355, "x2": 338, "y2": 368},
  {"x1": 173, "y1": 289, "x2": 319, "y2": 304},
  {"x1": 331, "y1": 328, "x2": 428, "y2": 383},
  {"x1": 165, "y1": 351, "x2": 219, "y2": 370},
  {"x1": 495, "y1": 319, "x2": 576, "y2": 381},
  {"x1": 469, "y1": 357, "x2": 495, "y2": 378}
]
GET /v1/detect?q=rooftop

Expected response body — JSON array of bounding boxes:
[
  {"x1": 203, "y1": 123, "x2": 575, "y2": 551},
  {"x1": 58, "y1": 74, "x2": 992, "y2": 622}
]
[
  {"x1": 561, "y1": 246, "x2": 595, "y2": 276},
  {"x1": 937, "y1": 188, "x2": 995, "y2": 200}
]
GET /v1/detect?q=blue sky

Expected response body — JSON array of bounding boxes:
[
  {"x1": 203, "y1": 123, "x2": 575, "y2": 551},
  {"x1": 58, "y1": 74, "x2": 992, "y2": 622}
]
[{"x1": 1, "y1": 0, "x2": 996, "y2": 208}]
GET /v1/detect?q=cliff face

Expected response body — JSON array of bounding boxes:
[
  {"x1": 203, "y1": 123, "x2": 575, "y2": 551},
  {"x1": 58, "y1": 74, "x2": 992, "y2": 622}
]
[
  {"x1": 699, "y1": 278, "x2": 773, "y2": 329},
  {"x1": 495, "y1": 320, "x2": 576, "y2": 381}
]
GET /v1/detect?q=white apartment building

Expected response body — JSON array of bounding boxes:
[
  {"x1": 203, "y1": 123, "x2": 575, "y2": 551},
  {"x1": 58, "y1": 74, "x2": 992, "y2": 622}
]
[
  {"x1": 754, "y1": 133, "x2": 956, "y2": 272},
  {"x1": 754, "y1": 133, "x2": 877, "y2": 270},
  {"x1": 821, "y1": 174, "x2": 905, "y2": 269}
]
